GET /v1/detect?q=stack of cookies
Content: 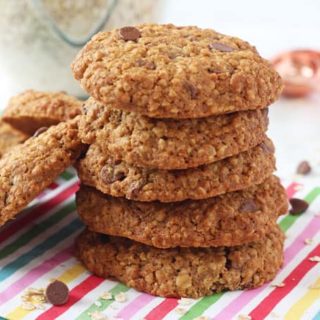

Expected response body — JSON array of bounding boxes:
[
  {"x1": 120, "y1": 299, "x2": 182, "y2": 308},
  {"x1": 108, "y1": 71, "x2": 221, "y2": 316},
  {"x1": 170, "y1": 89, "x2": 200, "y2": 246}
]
[{"x1": 72, "y1": 24, "x2": 288, "y2": 298}]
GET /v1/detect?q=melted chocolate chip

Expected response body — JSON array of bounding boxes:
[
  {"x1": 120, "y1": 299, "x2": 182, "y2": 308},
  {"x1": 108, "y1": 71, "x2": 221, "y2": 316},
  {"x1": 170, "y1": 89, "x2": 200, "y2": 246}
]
[
  {"x1": 100, "y1": 165, "x2": 126, "y2": 184},
  {"x1": 45, "y1": 280, "x2": 69, "y2": 306},
  {"x1": 209, "y1": 42, "x2": 235, "y2": 52},
  {"x1": 239, "y1": 200, "x2": 259, "y2": 213},
  {"x1": 119, "y1": 26, "x2": 141, "y2": 41},
  {"x1": 289, "y1": 198, "x2": 309, "y2": 215},
  {"x1": 136, "y1": 59, "x2": 156, "y2": 70},
  {"x1": 184, "y1": 81, "x2": 199, "y2": 99}
]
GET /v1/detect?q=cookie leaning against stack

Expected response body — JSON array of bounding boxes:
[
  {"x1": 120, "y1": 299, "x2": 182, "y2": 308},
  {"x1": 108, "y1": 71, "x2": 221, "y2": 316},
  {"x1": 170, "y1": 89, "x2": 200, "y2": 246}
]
[{"x1": 72, "y1": 23, "x2": 288, "y2": 298}]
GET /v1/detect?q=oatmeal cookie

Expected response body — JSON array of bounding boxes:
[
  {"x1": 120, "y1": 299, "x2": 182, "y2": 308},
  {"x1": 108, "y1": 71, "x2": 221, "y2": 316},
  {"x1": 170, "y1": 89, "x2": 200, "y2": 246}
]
[
  {"x1": 77, "y1": 176, "x2": 288, "y2": 248},
  {"x1": 79, "y1": 98, "x2": 268, "y2": 169},
  {"x1": 0, "y1": 119, "x2": 83, "y2": 226},
  {"x1": 0, "y1": 120, "x2": 28, "y2": 157},
  {"x1": 76, "y1": 139, "x2": 275, "y2": 202},
  {"x1": 76, "y1": 225, "x2": 284, "y2": 298},
  {"x1": 2, "y1": 90, "x2": 82, "y2": 135},
  {"x1": 72, "y1": 24, "x2": 282, "y2": 118}
]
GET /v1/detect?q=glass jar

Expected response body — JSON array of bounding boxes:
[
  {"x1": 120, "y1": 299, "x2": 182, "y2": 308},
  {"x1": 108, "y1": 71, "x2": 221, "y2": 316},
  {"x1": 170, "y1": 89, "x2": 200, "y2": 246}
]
[{"x1": 0, "y1": 0, "x2": 160, "y2": 107}]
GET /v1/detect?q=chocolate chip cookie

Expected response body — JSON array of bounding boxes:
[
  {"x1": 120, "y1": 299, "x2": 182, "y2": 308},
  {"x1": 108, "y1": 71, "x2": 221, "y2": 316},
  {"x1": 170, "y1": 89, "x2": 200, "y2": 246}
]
[
  {"x1": 76, "y1": 225, "x2": 284, "y2": 298},
  {"x1": 2, "y1": 90, "x2": 82, "y2": 135},
  {"x1": 72, "y1": 24, "x2": 282, "y2": 119},
  {"x1": 0, "y1": 120, "x2": 28, "y2": 157},
  {"x1": 76, "y1": 138, "x2": 275, "y2": 202},
  {"x1": 79, "y1": 98, "x2": 268, "y2": 169},
  {"x1": 0, "y1": 119, "x2": 83, "y2": 226},
  {"x1": 77, "y1": 176, "x2": 288, "y2": 248}
]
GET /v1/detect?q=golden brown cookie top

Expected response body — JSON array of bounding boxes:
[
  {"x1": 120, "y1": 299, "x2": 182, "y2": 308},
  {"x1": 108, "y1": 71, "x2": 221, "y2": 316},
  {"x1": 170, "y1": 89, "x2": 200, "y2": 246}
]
[
  {"x1": 2, "y1": 90, "x2": 82, "y2": 134},
  {"x1": 72, "y1": 23, "x2": 282, "y2": 118}
]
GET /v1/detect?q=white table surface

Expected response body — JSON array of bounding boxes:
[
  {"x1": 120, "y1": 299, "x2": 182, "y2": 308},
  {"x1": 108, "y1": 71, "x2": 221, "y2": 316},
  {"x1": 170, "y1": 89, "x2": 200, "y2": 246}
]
[{"x1": 1, "y1": 0, "x2": 320, "y2": 180}]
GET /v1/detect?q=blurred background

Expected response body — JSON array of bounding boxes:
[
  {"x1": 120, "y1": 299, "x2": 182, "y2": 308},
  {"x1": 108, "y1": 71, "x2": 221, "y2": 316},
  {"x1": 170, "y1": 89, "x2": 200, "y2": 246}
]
[{"x1": 0, "y1": 0, "x2": 319, "y2": 177}]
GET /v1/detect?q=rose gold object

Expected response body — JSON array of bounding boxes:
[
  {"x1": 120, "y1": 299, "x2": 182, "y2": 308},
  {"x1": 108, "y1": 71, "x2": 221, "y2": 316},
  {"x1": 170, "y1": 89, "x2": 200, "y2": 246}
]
[{"x1": 272, "y1": 50, "x2": 320, "y2": 98}]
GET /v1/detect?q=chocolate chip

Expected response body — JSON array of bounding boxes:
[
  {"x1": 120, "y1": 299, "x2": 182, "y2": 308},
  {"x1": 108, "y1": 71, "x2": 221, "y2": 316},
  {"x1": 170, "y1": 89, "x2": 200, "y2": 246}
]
[
  {"x1": 45, "y1": 280, "x2": 69, "y2": 306},
  {"x1": 260, "y1": 141, "x2": 275, "y2": 153},
  {"x1": 100, "y1": 165, "x2": 126, "y2": 184},
  {"x1": 136, "y1": 59, "x2": 156, "y2": 70},
  {"x1": 239, "y1": 200, "x2": 259, "y2": 213},
  {"x1": 119, "y1": 26, "x2": 141, "y2": 41},
  {"x1": 209, "y1": 42, "x2": 235, "y2": 52},
  {"x1": 296, "y1": 161, "x2": 311, "y2": 175},
  {"x1": 289, "y1": 198, "x2": 309, "y2": 215},
  {"x1": 184, "y1": 81, "x2": 199, "y2": 99},
  {"x1": 33, "y1": 127, "x2": 48, "y2": 137},
  {"x1": 99, "y1": 233, "x2": 110, "y2": 244}
]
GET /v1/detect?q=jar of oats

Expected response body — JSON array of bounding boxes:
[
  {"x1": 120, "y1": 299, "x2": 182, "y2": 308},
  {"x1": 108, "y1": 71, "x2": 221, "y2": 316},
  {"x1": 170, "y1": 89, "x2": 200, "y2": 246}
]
[{"x1": 0, "y1": 0, "x2": 160, "y2": 105}]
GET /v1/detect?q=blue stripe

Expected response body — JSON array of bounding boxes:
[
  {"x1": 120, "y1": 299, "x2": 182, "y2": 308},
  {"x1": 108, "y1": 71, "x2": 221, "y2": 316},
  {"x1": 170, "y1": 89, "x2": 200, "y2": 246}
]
[
  {"x1": 0, "y1": 218, "x2": 82, "y2": 282},
  {"x1": 313, "y1": 311, "x2": 320, "y2": 320}
]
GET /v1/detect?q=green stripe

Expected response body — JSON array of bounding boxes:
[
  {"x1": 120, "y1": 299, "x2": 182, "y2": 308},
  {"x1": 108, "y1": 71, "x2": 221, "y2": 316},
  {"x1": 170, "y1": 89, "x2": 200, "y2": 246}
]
[
  {"x1": 179, "y1": 293, "x2": 223, "y2": 320},
  {"x1": 280, "y1": 187, "x2": 320, "y2": 232},
  {"x1": 0, "y1": 219, "x2": 82, "y2": 281},
  {"x1": 77, "y1": 283, "x2": 129, "y2": 320},
  {"x1": 60, "y1": 170, "x2": 75, "y2": 181},
  {"x1": 0, "y1": 202, "x2": 75, "y2": 260}
]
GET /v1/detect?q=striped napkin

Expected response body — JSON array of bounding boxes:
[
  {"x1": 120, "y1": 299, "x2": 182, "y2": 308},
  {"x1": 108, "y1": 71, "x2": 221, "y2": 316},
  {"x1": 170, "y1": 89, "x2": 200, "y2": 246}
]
[{"x1": 0, "y1": 169, "x2": 319, "y2": 320}]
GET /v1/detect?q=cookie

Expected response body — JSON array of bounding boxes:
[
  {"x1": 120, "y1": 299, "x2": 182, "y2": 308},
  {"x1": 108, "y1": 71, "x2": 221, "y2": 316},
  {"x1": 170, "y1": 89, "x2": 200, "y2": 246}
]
[
  {"x1": 0, "y1": 120, "x2": 28, "y2": 157},
  {"x1": 76, "y1": 138, "x2": 275, "y2": 202},
  {"x1": 0, "y1": 119, "x2": 83, "y2": 226},
  {"x1": 77, "y1": 176, "x2": 288, "y2": 248},
  {"x1": 76, "y1": 226, "x2": 284, "y2": 298},
  {"x1": 2, "y1": 90, "x2": 82, "y2": 135},
  {"x1": 72, "y1": 24, "x2": 282, "y2": 119},
  {"x1": 79, "y1": 98, "x2": 268, "y2": 170}
]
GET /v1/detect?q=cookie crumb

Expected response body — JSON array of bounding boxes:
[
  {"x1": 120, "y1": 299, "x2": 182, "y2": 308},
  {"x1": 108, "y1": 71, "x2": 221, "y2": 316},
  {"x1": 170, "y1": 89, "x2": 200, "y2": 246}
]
[
  {"x1": 296, "y1": 161, "x2": 312, "y2": 175},
  {"x1": 238, "y1": 315, "x2": 252, "y2": 320},
  {"x1": 21, "y1": 287, "x2": 46, "y2": 310},
  {"x1": 100, "y1": 292, "x2": 113, "y2": 300},
  {"x1": 94, "y1": 300, "x2": 102, "y2": 307},
  {"x1": 304, "y1": 238, "x2": 313, "y2": 245},
  {"x1": 21, "y1": 302, "x2": 36, "y2": 311},
  {"x1": 309, "y1": 256, "x2": 320, "y2": 262},
  {"x1": 271, "y1": 282, "x2": 285, "y2": 287},
  {"x1": 194, "y1": 316, "x2": 209, "y2": 320},
  {"x1": 114, "y1": 292, "x2": 127, "y2": 303},
  {"x1": 89, "y1": 311, "x2": 109, "y2": 320},
  {"x1": 175, "y1": 307, "x2": 187, "y2": 315}
]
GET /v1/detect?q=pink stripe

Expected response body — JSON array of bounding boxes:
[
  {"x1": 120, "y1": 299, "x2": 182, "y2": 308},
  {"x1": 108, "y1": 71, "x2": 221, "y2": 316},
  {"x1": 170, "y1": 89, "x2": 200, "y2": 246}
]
[
  {"x1": 116, "y1": 294, "x2": 154, "y2": 319},
  {"x1": 0, "y1": 246, "x2": 72, "y2": 305},
  {"x1": 214, "y1": 215, "x2": 320, "y2": 319},
  {"x1": 286, "y1": 182, "x2": 301, "y2": 198}
]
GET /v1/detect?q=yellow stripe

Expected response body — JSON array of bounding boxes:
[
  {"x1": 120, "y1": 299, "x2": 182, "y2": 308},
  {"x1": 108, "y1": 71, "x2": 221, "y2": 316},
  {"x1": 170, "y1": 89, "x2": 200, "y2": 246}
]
[
  {"x1": 285, "y1": 276, "x2": 320, "y2": 320},
  {"x1": 6, "y1": 263, "x2": 86, "y2": 320}
]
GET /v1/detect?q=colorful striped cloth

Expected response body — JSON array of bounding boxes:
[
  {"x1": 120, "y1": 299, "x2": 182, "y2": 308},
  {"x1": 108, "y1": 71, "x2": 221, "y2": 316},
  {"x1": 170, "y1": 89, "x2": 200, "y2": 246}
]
[{"x1": 0, "y1": 170, "x2": 319, "y2": 320}]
